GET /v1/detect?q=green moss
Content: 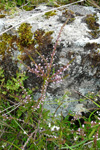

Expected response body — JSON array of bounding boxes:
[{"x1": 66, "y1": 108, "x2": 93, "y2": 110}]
[
  {"x1": 17, "y1": 23, "x2": 34, "y2": 47},
  {"x1": 84, "y1": 42, "x2": 100, "y2": 67},
  {"x1": 84, "y1": 42, "x2": 100, "y2": 50},
  {"x1": 0, "y1": 14, "x2": 5, "y2": 18},
  {"x1": 0, "y1": 23, "x2": 53, "y2": 64},
  {"x1": 85, "y1": 14, "x2": 99, "y2": 39},
  {"x1": 44, "y1": 10, "x2": 57, "y2": 19},
  {"x1": 0, "y1": 33, "x2": 17, "y2": 59},
  {"x1": 2, "y1": 33, "x2": 17, "y2": 45},
  {"x1": 88, "y1": 30, "x2": 100, "y2": 39},
  {"x1": 89, "y1": 51, "x2": 100, "y2": 67},
  {"x1": 0, "y1": 41, "x2": 7, "y2": 57},
  {"x1": 85, "y1": 14, "x2": 99, "y2": 30}
]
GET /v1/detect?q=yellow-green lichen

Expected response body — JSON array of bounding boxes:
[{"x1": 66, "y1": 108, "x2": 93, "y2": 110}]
[
  {"x1": 23, "y1": 5, "x2": 36, "y2": 11},
  {"x1": 44, "y1": 10, "x2": 57, "y2": 19}
]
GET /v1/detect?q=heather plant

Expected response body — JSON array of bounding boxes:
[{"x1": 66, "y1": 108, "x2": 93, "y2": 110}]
[
  {"x1": 0, "y1": 0, "x2": 100, "y2": 149},
  {"x1": 0, "y1": 17, "x2": 72, "y2": 149}
]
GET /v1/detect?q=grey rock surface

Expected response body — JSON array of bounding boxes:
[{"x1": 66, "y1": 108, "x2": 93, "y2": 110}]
[{"x1": 0, "y1": 19, "x2": 5, "y2": 32}]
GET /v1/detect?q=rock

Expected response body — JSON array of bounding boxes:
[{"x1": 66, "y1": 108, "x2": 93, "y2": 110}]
[
  {"x1": 35, "y1": 5, "x2": 49, "y2": 11},
  {"x1": 74, "y1": 104, "x2": 86, "y2": 113},
  {"x1": 0, "y1": 19, "x2": 5, "y2": 32},
  {"x1": 0, "y1": 4, "x2": 100, "y2": 118},
  {"x1": 67, "y1": 5, "x2": 95, "y2": 16}
]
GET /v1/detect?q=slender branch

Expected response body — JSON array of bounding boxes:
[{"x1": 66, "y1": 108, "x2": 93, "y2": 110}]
[
  {"x1": 14, "y1": 120, "x2": 29, "y2": 136},
  {"x1": 73, "y1": 90, "x2": 100, "y2": 108},
  {"x1": 53, "y1": 102, "x2": 63, "y2": 118},
  {"x1": 84, "y1": 137, "x2": 100, "y2": 146},
  {"x1": 48, "y1": 16, "x2": 71, "y2": 76},
  {"x1": 0, "y1": 103, "x2": 20, "y2": 114},
  {"x1": 21, "y1": 129, "x2": 37, "y2": 150},
  {"x1": 0, "y1": 94, "x2": 16, "y2": 104},
  {"x1": 87, "y1": 0, "x2": 100, "y2": 9},
  {"x1": 3, "y1": 104, "x2": 21, "y2": 115}
]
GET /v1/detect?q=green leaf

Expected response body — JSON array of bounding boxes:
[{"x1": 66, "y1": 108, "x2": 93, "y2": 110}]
[
  {"x1": 89, "y1": 128, "x2": 96, "y2": 139},
  {"x1": 2, "y1": 91, "x2": 7, "y2": 95}
]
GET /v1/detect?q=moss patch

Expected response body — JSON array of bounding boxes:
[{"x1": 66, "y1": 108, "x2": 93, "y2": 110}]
[
  {"x1": 88, "y1": 30, "x2": 100, "y2": 39},
  {"x1": 0, "y1": 14, "x2": 5, "y2": 18},
  {"x1": 84, "y1": 14, "x2": 100, "y2": 39},
  {"x1": 84, "y1": 42, "x2": 100, "y2": 67},
  {"x1": 85, "y1": 14, "x2": 99, "y2": 30},
  {"x1": 84, "y1": 42, "x2": 100, "y2": 51},
  {"x1": 0, "y1": 23, "x2": 54, "y2": 64}
]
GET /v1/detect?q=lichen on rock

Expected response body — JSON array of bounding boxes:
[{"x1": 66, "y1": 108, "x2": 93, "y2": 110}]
[{"x1": 43, "y1": 10, "x2": 57, "y2": 19}]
